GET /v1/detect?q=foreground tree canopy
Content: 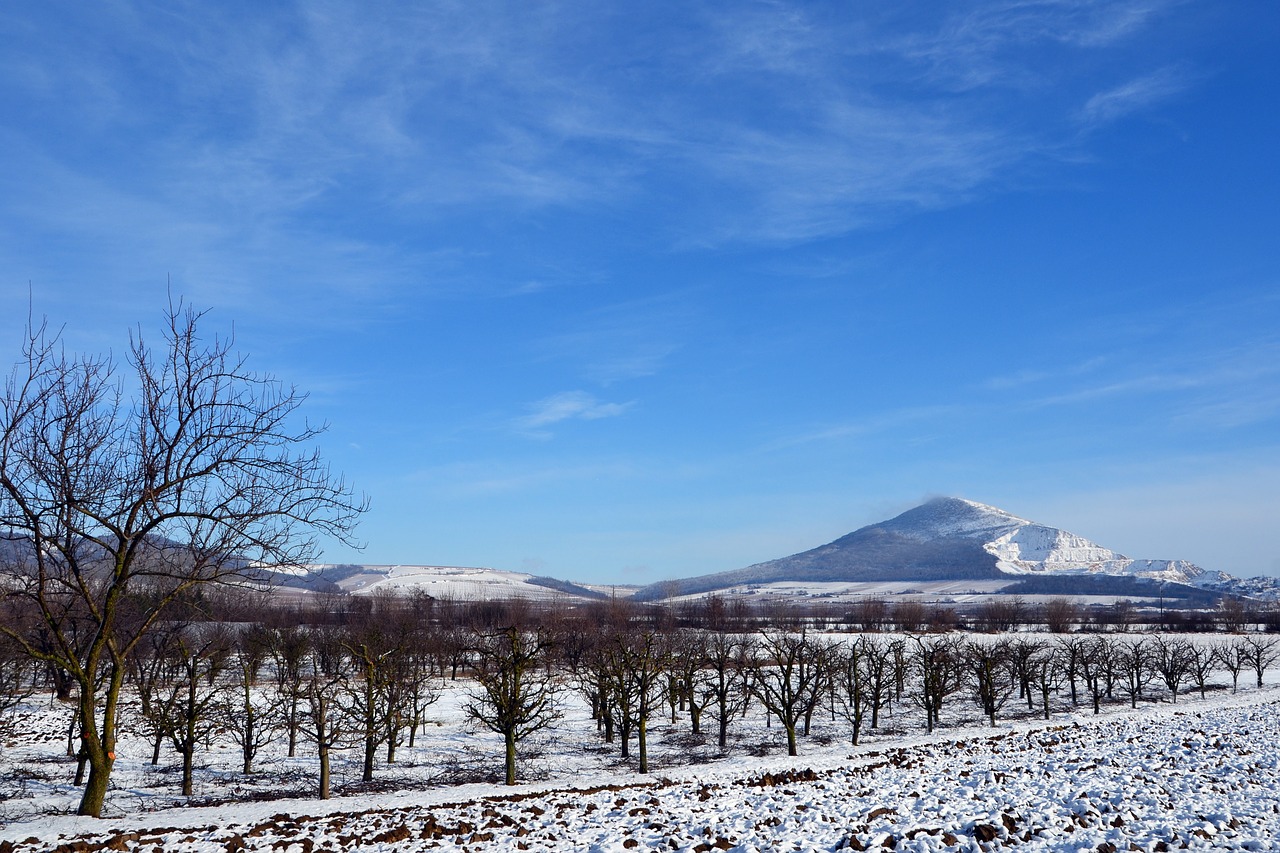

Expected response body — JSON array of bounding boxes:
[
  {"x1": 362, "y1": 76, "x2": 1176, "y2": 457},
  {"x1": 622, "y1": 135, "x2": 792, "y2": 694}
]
[{"x1": 0, "y1": 301, "x2": 366, "y2": 816}]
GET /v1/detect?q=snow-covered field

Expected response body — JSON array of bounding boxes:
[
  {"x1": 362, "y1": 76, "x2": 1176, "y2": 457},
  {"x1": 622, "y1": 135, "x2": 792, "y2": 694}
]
[{"x1": 3, "y1": 635, "x2": 1280, "y2": 852}]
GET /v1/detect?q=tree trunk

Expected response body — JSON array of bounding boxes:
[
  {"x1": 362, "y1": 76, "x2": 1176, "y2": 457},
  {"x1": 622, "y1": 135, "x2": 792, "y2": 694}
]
[
  {"x1": 638, "y1": 716, "x2": 648, "y2": 773},
  {"x1": 504, "y1": 729, "x2": 517, "y2": 785},
  {"x1": 318, "y1": 743, "x2": 331, "y2": 799},
  {"x1": 76, "y1": 669, "x2": 120, "y2": 818},
  {"x1": 363, "y1": 734, "x2": 376, "y2": 783},
  {"x1": 182, "y1": 746, "x2": 195, "y2": 797},
  {"x1": 243, "y1": 710, "x2": 255, "y2": 774}
]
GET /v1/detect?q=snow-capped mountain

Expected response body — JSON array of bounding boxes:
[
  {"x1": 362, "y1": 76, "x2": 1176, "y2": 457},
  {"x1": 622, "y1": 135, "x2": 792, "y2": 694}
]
[{"x1": 633, "y1": 497, "x2": 1236, "y2": 600}]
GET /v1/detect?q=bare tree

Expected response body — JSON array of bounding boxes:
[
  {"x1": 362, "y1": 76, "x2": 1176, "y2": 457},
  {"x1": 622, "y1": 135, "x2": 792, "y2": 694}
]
[
  {"x1": 892, "y1": 600, "x2": 927, "y2": 633},
  {"x1": 1184, "y1": 642, "x2": 1218, "y2": 700},
  {"x1": 1006, "y1": 637, "x2": 1048, "y2": 712},
  {"x1": 0, "y1": 303, "x2": 365, "y2": 816},
  {"x1": 1216, "y1": 639, "x2": 1248, "y2": 693},
  {"x1": 974, "y1": 598, "x2": 1024, "y2": 633},
  {"x1": 855, "y1": 598, "x2": 888, "y2": 633},
  {"x1": 694, "y1": 632, "x2": 752, "y2": 751},
  {"x1": 1217, "y1": 597, "x2": 1251, "y2": 634},
  {"x1": 751, "y1": 631, "x2": 831, "y2": 756},
  {"x1": 300, "y1": 642, "x2": 351, "y2": 800},
  {"x1": 341, "y1": 621, "x2": 406, "y2": 785},
  {"x1": 964, "y1": 638, "x2": 1014, "y2": 727},
  {"x1": 125, "y1": 621, "x2": 183, "y2": 766},
  {"x1": 574, "y1": 631, "x2": 618, "y2": 746},
  {"x1": 463, "y1": 626, "x2": 561, "y2": 785},
  {"x1": 1078, "y1": 636, "x2": 1114, "y2": 714},
  {"x1": 1115, "y1": 638, "x2": 1154, "y2": 709},
  {"x1": 1151, "y1": 637, "x2": 1192, "y2": 703},
  {"x1": 267, "y1": 624, "x2": 311, "y2": 757},
  {"x1": 1026, "y1": 644, "x2": 1064, "y2": 720},
  {"x1": 1042, "y1": 598, "x2": 1079, "y2": 634},
  {"x1": 1240, "y1": 636, "x2": 1280, "y2": 689},
  {"x1": 157, "y1": 625, "x2": 232, "y2": 797},
  {"x1": 861, "y1": 636, "x2": 898, "y2": 730},
  {"x1": 607, "y1": 628, "x2": 669, "y2": 773},
  {"x1": 222, "y1": 625, "x2": 279, "y2": 774},
  {"x1": 667, "y1": 629, "x2": 710, "y2": 733},
  {"x1": 910, "y1": 635, "x2": 964, "y2": 733},
  {"x1": 833, "y1": 637, "x2": 873, "y2": 744}
]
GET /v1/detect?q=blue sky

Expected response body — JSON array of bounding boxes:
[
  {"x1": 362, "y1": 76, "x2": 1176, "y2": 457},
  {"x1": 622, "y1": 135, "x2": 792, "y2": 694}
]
[{"x1": 2, "y1": 1, "x2": 1278, "y2": 583}]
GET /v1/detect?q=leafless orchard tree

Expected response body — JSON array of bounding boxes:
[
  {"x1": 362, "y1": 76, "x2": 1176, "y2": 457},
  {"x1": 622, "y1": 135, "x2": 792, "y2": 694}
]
[
  {"x1": 1184, "y1": 642, "x2": 1219, "y2": 700},
  {"x1": 0, "y1": 303, "x2": 365, "y2": 816},
  {"x1": 267, "y1": 624, "x2": 311, "y2": 757},
  {"x1": 665, "y1": 629, "x2": 708, "y2": 730},
  {"x1": 1077, "y1": 636, "x2": 1114, "y2": 714},
  {"x1": 1216, "y1": 639, "x2": 1249, "y2": 693},
  {"x1": 124, "y1": 620, "x2": 183, "y2": 766},
  {"x1": 693, "y1": 631, "x2": 753, "y2": 751},
  {"x1": 1026, "y1": 643, "x2": 1064, "y2": 720},
  {"x1": 910, "y1": 635, "x2": 964, "y2": 734},
  {"x1": 963, "y1": 638, "x2": 1015, "y2": 727},
  {"x1": 1151, "y1": 637, "x2": 1192, "y2": 703},
  {"x1": 1006, "y1": 637, "x2": 1048, "y2": 712},
  {"x1": 341, "y1": 620, "x2": 407, "y2": 785},
  {"x1": 832, "y1": 636, "x2": 875, "y2": 744},
  {"x1": 300, "y1": 638, "x2": 352, "y2": 800},
  {"x1": 157, "y1": 625, "x2": 232, "y2": 797},
  {"x1": 221, "y1": 624, "x2": 281, "y2": 774},
  {"x1": 607, "y1": 627, "x2": 669, "y2": 773},
  {"x1": 750, "y1": 631, "x2": 831, "y2": 756},
  {"x1": 1115, "y1": 638, "x2": 1155, "y2": 709},
  {"x1": 1241, "y1": 636, "x2": 1280, "y2": 689},
  {"x1": 860, "y1": 635, "x2": 898, "y2": 730},
  {"x1": 463, "y1": 625, "x2": 561, "y2": 785}
]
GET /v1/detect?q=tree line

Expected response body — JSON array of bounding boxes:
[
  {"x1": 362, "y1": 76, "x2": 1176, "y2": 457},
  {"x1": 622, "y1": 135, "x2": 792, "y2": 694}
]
[{"x1": 2, "y1": 590, "x2": 1277, "y2": 806}]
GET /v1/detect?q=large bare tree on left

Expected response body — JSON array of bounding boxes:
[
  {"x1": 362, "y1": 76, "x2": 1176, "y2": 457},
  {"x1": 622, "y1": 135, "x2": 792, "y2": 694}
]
[{"x1": 0, "y1": 301, "x2": 366, "y2": 816}]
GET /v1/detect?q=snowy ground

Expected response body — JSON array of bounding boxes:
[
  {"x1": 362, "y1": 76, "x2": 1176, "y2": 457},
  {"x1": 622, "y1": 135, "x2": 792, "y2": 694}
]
[{"x1": 3, "y1": 643, "x2": 1279, "y2": 851}]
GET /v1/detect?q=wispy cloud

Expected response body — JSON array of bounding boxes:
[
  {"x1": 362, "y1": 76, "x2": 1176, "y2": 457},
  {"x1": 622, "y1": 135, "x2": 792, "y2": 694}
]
[
  {"x1": 1078, "y1": 66, "x2": 1191, "y2": 127},
  {"x1": 515, "y1": 391, "x2": 632, "y2": 437},
  {"x1": 981, "y1": 357, "x2": 1107, "y2": 391},
  {"x1": 763, "y1": 404, "x2": 963, "y2": 451},
  {"x1": 0, "y1": 0, "x2": 1195, "y2": 291}
]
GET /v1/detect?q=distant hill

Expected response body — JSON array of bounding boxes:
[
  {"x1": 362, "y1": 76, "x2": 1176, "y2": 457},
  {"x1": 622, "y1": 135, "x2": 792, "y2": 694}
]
[{"x1": 632, "y1": 497, "x2": 1240, "y2": 602}]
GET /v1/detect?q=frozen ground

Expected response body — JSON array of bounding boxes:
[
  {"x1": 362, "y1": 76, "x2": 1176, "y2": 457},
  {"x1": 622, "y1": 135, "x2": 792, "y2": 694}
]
[{"x1": 3, "y1": 646, "x2": 1279, "y2": 852}]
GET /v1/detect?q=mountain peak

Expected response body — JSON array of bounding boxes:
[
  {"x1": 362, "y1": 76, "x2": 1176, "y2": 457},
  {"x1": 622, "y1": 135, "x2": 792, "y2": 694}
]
[
  {"x1": 880, "y1": 496, "x2": 1029, "y2": 541},
  {"x1": 633, "y1": 496, "x2": 1228, "y2": 600}
]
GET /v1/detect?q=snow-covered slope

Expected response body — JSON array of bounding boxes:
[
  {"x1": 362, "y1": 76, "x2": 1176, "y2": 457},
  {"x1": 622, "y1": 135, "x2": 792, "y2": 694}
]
[
  {"x1": 938, "y1": 498, "x2": 1230, "y2": 587},
  {"x1": 260, "y1": 563, "x2": 607, "y2": 601}
]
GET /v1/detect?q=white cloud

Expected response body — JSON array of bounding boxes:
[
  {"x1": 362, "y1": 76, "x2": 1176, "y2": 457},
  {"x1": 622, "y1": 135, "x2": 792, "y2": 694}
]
[
  {"x1": 1078, "y1": 66, "x2": 1190, "y2": 127},
  {"x1": 515, "y1": 391, "x2": 632, "y2": 435}
]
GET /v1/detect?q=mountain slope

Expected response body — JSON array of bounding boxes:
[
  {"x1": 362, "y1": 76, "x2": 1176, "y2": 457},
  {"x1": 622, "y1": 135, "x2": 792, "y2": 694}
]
[{"x1": 633, "y1": 497, "x2": 1226, "y2": 600}]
